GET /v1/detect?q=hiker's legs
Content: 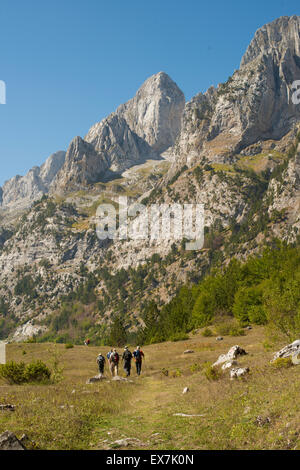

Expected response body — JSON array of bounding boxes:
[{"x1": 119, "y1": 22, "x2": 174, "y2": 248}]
[
  {"x1": 114, "y1": 364, "x2": 119, "y2": 376},
  {"x1": 124, "y1": 362, "x2": 131, "y2": 377},
  {"x1": 109, "y1": 362, "x2": 114, "y2": 376},
  {"x1": 99, "y1": 364, "x2": 104, "y2": 375},
  {"x1": 136, "y1": 361, "x2": 141, "y2": 375}
]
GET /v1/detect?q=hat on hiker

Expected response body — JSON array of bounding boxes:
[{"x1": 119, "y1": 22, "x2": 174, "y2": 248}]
[{"x1": 137, "y1": 346, "x2": 140, "y2": 350}]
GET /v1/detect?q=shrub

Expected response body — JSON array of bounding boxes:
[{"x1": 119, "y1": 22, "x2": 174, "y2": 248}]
[
  {"x1": 24, "y1": 360, "x2": 51, "y2": 382},
  {"x1": 149, "y1": 334, "x2": 165, "y2": 345},
  {"x1": 0, "y1": 361, "x2": 26, "y2": 384},
  {"x1": 215, "y1": 322, "x2": 232, "y2": 336},
  {"x1": 202, "y1": 327, "x2": 214, "y2": 337},
  {"x1": 229, "y1": 326, "x2": 246, "y2": 337},
  {"x1": 262, "y1": 341, "x2": 273, "y2": 351},
  {"x1": 65, "y1": 343, "x2": 74, "y2": 349},
  {"x1": 168, "y1": 332, "x2": 189, "y2": 342},
  {"x1": 0, "y1": 360, "x2": 51, "y2": 384},
  {"x1": 271, "y1": 357, "x2": 293, "y2": 369},
  {"x1": 203, "y1": 363, "x2": 222, "y2": 381},
  {"x1": 190, "y1": 363, "x2": 201, "y2": 373},
  {"x1": 169, "y1": 369, "x2": 182, "y2": 378},
  {"x1": 215, "y1": 320, "x2": 245, "y2": 337}
]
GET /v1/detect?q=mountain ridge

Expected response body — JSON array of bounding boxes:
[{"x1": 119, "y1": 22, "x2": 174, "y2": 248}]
[{"x1": 1, "y1": 16, "x2": 300, "y2": 342}]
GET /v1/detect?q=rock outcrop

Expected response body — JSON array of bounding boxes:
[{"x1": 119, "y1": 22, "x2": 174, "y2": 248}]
[
  {"x1": 11, "y1": 321, "x2": 48, "y2": 343},
  {"x1": 230, "y1": 367, "x2": 250, "y2": 379},
  {"x1": 0, "y1": 151, "x2": 65, "y2": 210},
  {"x1": 213, "y1": 346, "x2": 247, "y2": 368},
  {"x1": 0, "y1": 431, "x2": 26, "y2": 450},
  {"x1": 272, "y1": 339, "x2": 300, "y2": 361},
  {"x1": 51, "y1": 137, "x2": 109, "y2": 193},
  {"x1": 86, "y1": 374, "x2": 108, "y2": 384}
]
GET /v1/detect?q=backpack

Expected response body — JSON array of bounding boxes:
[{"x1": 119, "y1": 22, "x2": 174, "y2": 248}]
[
  {"x1": 107, "y1": 351, "x2": 112, "y2": 360},
  {"x1": 111, "y1": 352, "x2": 119, "y2": 364},
  {"x1": 134, "y1": 349, "x2": 141, "y2": 361},
  {"x1": 97, "y1": 355, "x2": 105, "y2": 365},
  {"x1": 123, "y1": 350, "x2": 132, "y2": 362}
]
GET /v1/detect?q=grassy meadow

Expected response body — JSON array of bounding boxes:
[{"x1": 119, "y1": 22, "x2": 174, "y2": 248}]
[{"x1": 0, "y1": 326, "x2": 300, "y2": 450}]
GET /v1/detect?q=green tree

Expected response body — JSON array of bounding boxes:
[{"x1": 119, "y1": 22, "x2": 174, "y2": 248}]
[
  {"x1": 108, "y1": 316, "x2": 127, "y2": 347},
  {"x1": 232, "y1": 285, "x2": 266, "y2": 325}
]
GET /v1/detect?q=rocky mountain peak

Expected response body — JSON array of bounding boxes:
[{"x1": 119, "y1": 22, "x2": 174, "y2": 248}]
[
  {"x1": 116, "y1": 71, "x2": 185, "y2": 153},
  {"x1": 53, "y1": 72, "x2": 185, "y2": 193},
  {"x1": 165, "y1": 15, "x2": 300, "y2": 178},
  {"x1": 241, "y1": 15, "x2": 300, "y2": 68}
]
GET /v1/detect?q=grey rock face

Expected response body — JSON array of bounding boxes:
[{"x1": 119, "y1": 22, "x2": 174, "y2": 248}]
[
  {"x1": 266, "y1": 147, "x2": 300, "y2": 242},
  {"x1": 51, "y1": 137, "x2": 109, "y2": 193},
  {"x1": 166, "y1": 15, "x2": 300, "y2": 177},
  {"x1": 0, "y1": 151, "x2": 65, "y2": 210},
  {"x1": 0, "y1": 431, "x2": 25, "y2": 450},
  {"x1": 40, "y1": 151, "x2": 66, "y2": 186},
  {"x1": 116, "y1": 71, "x2": 185, "y2": 153},
  {"x1": 241, "y1": 16, "x2": 300, "y2": 68},
  {"x1": 85, "y1": 114, "x2": 152, "y2": 172},
  {"x1": 53, "y1": 72, "x2": 185, "y2": 193}
]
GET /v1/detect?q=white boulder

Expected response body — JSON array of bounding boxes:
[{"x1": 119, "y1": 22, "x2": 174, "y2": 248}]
[
  {"x1": 272, "y1": 339, "x2": 300, "y2": 361},
  {"x1": 213, "y1": 345, "x2": 247, "y2": 367},
  {"x1": 221, "y1": 360, "x2": 238, "y2": 370},
  {"x1": 230, "y1": 367, "x2": 250, "y2": 379}
]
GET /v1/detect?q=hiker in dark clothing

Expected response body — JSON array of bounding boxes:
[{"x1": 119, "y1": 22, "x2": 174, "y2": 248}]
[
  {"x1": 109, "y1": 348, "x2": 120, "y2": 377},
  {"x1": 133, "y1": 346, "x2": 145, "y2": 376},
  {"x1": 122, "y1": 346, "x2": 133, "y2": 377},
  {"x1": 96, "y1": 353, "x2": 105, "y2": 375}
]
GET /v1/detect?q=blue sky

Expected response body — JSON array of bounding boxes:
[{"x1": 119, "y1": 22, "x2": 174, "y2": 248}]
[{"x1": 0, "y1": 0, "x2": 299, "y2": 186}]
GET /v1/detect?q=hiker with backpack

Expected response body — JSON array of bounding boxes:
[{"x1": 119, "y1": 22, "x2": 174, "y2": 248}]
[
  {"x1": 96, "y1": 353, "x2": 106, "y2": 375},
  {"x1": 133, "y1": 346, "x2": 145, "y2": 376},
  {"x1": 107, "y1": 349, "x2": 113, "y2": 361},
  {"x1": 109, "y1": 348, "x2": 119, "y2": 377},
  {"x1": 122, "y1": 346, "x2": 133, "y2": 377}
]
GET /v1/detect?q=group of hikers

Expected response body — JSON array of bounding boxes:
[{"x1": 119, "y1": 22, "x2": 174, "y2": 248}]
[{"x1": 96, "y1": 346, "x2": 145, "y2": 377}]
